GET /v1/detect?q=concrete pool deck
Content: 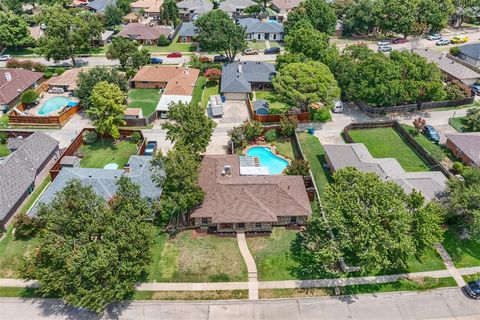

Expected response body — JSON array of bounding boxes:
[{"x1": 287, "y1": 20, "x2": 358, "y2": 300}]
[{"x1": 26, "y1": 93, "x2": 79, "y2": 117}]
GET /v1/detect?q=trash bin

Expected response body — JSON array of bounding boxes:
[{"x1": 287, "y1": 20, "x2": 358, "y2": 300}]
[
  {"x1": 307, "y1": 128, "x2": 315, "y2": 134},
  {"x1": 221, "y1": 95, "x2": 226, "y2": 103}
]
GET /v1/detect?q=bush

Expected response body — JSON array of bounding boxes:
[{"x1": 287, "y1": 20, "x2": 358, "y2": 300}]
[
  {"x1": 228, "y1": 126, "x2": 246, "y2": 150},
  {"x1": 450, "y1": 46, "x2": 460, "y2": 56},
  {"x1": 243, "y1": 120, "x2": 263, "y2": 141},
  {"x1": 285, "y1": 159, "x2": 310, "y2": 176},
  {"x1": 280, "y1": 115, "x2": 298, "y2": 137},
  {"x1": 33, "y1": 62, "x2": 46, "y2": 73},
  {"x1": 13, "y1": 213, "x2": 40, "y2": 239},
  {"x1": 204, "y1": 68, "x2": 222, "y2": 82},
  {"x1": 0, "y1": 132, "x2": 7, "y2": 144},
  {"x1": 83, "y1": 131, "x2": 98, "y2": 144},
  {"x1": 6, "y1": 59, "x2": 46, "y2": 72},
  {"x1": 44, "y1": 71, "x2": 54, "y2": 79},
  {"x1": 54, "y1": 67, "x2": 66, "y2": 75},
  {"x1": 445, "y1": 80, "x2": 471, "y2": 100},
  {"x1": 264, "y1": 129, "x2": 277, "y2": 142},
  {"x1": 157, "y1": 35, "x2": 170, "y2": 46},
  {"x1": 452, "y1": 162, "x2": 464, "y2": 174},
  {"x1": 131, "y1": 132, "x2": 142, "y2": 144},
  {"x1": 310, "y1": 106, "x2": 331, "y2": 122},
  {"x1": 20, "y1": 89, "x2": 39, "y2": 104}
]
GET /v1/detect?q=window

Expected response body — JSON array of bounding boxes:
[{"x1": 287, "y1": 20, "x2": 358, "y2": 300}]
[
  {"x1": 290, "y1": 217, "x2": 297, "y2": 224},
  {"x1": 237, "y1": 223, "x2": 245, "y2": 229},
  {"x1": 201, "y1": 218, "x2": 209, "y2": 225},
  {"x1": 272, "y1": 34, "x2": 276, "y2": 40},
  {"x1": 255, "y1": 223, "x2": 262, "y2": 229}
]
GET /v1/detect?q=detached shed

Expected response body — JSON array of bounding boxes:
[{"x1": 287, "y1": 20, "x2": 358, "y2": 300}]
[{"x1": 253, "y1": 99, "x2": 269, "y2": 115}]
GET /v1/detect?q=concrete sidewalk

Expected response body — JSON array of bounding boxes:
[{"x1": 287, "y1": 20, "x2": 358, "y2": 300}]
[{"x1": 236, "y1": 231, "x2": 259, "y2": 300}]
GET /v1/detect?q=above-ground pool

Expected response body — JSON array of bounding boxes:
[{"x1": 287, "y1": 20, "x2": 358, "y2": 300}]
[
  {"x1": 37, "y1": 96, "x2": 74, "y2": 116},
  {"x1": 246, "y1": 146, "x2": 288, "y2": 175}
]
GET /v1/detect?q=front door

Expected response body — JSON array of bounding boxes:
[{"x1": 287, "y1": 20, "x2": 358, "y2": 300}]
[{"x1": 265, "y1": 33, "x2": 270, "y2": 40}]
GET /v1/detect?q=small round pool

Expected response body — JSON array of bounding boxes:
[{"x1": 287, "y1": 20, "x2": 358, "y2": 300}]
[
  {"x1": 37, "y1": 96, "x2": 73, "y2": 116},
  {"x1": 246, "y1": 147, "x2": 288, "y2": 175}
]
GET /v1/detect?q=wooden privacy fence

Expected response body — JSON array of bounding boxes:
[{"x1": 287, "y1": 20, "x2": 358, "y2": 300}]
[
  {"x1": 9, "y1": 105, "x2": 81, "y2": 127},
  {"x1": 247, "y1": 96, "x2": 311, "y2": 123},
  {"x1": 124, "y1": 111, "x2": 157, "y2": 127}
]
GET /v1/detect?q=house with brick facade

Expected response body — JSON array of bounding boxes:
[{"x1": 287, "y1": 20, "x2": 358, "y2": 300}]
[
  {"x1": 446, "y1": 133, "x2": 480, "y2": 167},
  {"x1": 117, "y1": 23, "x2": 173, "y2": 45},
  {"x1": 176, "y1": 22, "x2": 198, "y2": 43},
  {"x1": 190, "y1": 155, "x2": 312, "y2": 234},
  {"x1": 0, "y1": 69, "x2": 43, "y2": 110}
]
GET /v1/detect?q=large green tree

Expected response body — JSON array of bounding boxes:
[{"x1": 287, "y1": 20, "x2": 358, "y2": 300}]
[
  {"x1": 104, "y1": 4, "x2": 124, "y2": 28},
  {"x1": 284, "y1": 22, "x2": 335, "y2": 63},
  {"x1": 86, "y1": 81, "x2": 126, "y2": 139},
  {"x1": 38, "y1": 6, "x2": 104, "y2": 67},
  {"x1": 380, "y1": 0, "x2": 419, "y2": 37},
  {"x1": 159, "y1": 0, "x2": 180, "y2": 26},
  {"x1": 106, "y1": 37, "x2": 150, "y2": 72},
  {"x1": 343, "y1": 0, "x2": 382, "y2": 35},
  {"x1": 284, "y1": 0, "x2": 337, "y2": 35},
  {"x1": 0, "y1": 11, "x2": 34, "y2": 52},
  {"x1": 451, "y1": 0, "x2": 480, "y2": 28},
  {"x1": 416, "y1": 0, "x2": 454, "y2": 33},
  {"x1": 195, "y1": 10, "x2": 246, "y2": 62},
  {"x1": 22, "y1": 178, "x2": 154, "y2": 312}
]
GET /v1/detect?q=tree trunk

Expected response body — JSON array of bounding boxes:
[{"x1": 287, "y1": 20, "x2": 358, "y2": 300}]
[{"x1": 71, "y1": 55, "x2": 76, "y2": 68}]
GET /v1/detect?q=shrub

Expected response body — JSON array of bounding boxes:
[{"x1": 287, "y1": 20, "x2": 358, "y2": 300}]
[
  {"x1": 228, "y1": 126, "x2": 246, "y2": 150},
  {"x1": 6, "y1": 59, "x2": 46, "y2": 72},
  {"x1": 54, "y1": 67, "x2": 66, "y2": 75},
  {"x1": 243, "y1": 120, "x2": 263, "y2": 141},
  {"x1": 83, "y1": 131, "x2": 98, "y2": 144},
  {"x1": 280, "y1": 115, "x2": 298, "y2": 137},
  {"x1": 450, "y1": 46, "x2": 460, "y2": 56},
  {"x1": 310, "y1": 106, "x2": 331, "y2": 122},
  {"x1": 204, "y1": 68, "x2": 222, "y2": 82},
  {"x1": 33, "y1": 62, "x2": 47, "y2": 73},
  {"x1": 264, "y1": 129, "x2": 277, "y2": 142},
  {"x1": 131, "y1": 132, "x2": 142, "y2": 144},
  {"x1": 13, "y1": 213, "x2": 40, "y2": 239},
  {"x1": 452, "y1": 162, "x2": 464, "y2": 174},
  {"x1": 285, "y1": 159, "x2": 310, "y2": 176},
  {"x1": 445, "y1": 80, "x2": 471, "y2": 100},
  {"x1": 157, "y1": 35, "x2": 170, "y2": 46},
  {"x1": 44, "y1": 71, "x2": 54, "y2": 79},
  {"x1": 0, "y1": 132, "x2": 7, "y2": 144},
  {"x1": 20, "y1": 90, "x2": 39, "y2": 104},
  {"x1": 412, "y1": 117, "x2": 426, "y2": 135}
]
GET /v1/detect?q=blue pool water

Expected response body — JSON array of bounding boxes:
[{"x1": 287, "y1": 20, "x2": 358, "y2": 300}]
[
  {"x1": 37, "y1": 96, "x2": 73, "y2": 116},
  {"x1": 246, "y1": 147, "x2": 288, "y2": 175}
]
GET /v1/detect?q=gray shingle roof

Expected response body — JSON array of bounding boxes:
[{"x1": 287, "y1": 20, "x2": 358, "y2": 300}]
[
  {"x1": 219, "y1": 0, "x2": 256, "y2": 12},
  {"x1": 87, "y1": 0, "x2": 116, "y2": 12},
  {"x1": 446, "y1": 132, "x2": 480, "y2": 165},
  {"x1": 221, "y1": 62, "x2": 276, "y2": 93},
  {"x1": 178, "y1": 22, "x2": 197, "y2": 37},
  {"x1": 177, "y1": 0, "x2": 212, "y2": 14},
  {"x1": 459, "y1": 43, "x2": 480, "y2": 60},
  {"x1": 253, "y1": 99, "x2": 269, "y2": 114},
  {"x1": 0, "y1": 132, "x2": 59, "y2": 222},
  {"x1": 238, "y1": 18, "x2": 284, "y2": 34},
  {"x1": 29, "y1": 155, "x2": 164, "y2": 216}
]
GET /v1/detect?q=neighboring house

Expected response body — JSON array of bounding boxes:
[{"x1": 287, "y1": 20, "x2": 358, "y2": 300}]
[
  {"x1": 457, "y1": 43, "x2": 480, "y2": 67},
  {"x1": 131, "y1": 0, "x2": 163, "y2": 18},
  {"x1": 86, "y1": 0, "x2": 116, "y2": 13},
  {"x1": 0, "y1": 132, "x2": 59, "y2": 227},
  {"x1": 30, "y1": 155, "x2": 163, "y2": 216},
  {"x1": 177, "y1": 0, "x2": 213, "y2": 21},
  {"x1": 324, "y1": 143, "x2": 448, "y2": 200},
  {"x1": 46, "y1": 68, "x2": 87, "y2": 92},
  {"x1": 446, "y1": 133, "x2": 480, "y2": 167},
  {"x1": 220, "y1": 62, "x2": 276, "y2": 100},
  {"x1": 190, "y1": 155, "x2": 312, "y2": 233},
  {"x1": 238, "y1": 18, "x2": 284, "y2": 41},
  {"x1": 28, "y1": 26, "x2": 44, "y2": 41},
  {"x1": 414, "y1": 49, "x2": 480, "y2": 86},
  {"x1": 131, "y1": 66, "x2": 200, "y2": 116},
  {"x1": 219, "y1": 0, "x2": 256, "y2": 16},
  {"x1": 0, "y1": 69, "x2": 43, "y2": 110},
  {"x1": 95, "y1": 30, "x2": 115, "y2": 46},
  {"x1": 176, "y1": 22, "x2": 198, "y2": 43},
  {"x1": 117, "y1": 23, "x2": 173, "y2": 44},
  {"x1": 271, "y1": 0, "x2": 301, "y2": 14}
]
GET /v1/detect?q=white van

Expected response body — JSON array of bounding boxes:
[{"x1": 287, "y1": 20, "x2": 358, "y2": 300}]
[{"x1": 333, "y1": 100, "x2": 344, "y2": 113}]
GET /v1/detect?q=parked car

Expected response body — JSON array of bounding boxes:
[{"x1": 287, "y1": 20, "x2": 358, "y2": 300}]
[
  {"x1": 427, "y1": 33, "x2": 442, "y2": 41},
  {"x1": 436, "y1": 39, "x2": 451, "y2": 46},
  {"x1": 167, "y1": 52, "x2": 182, "y2": 58},
  {"x1": 471, "y1": 83, "x2": 480, "y2": 95},
  {"x1": 392, "y1": 38, "x2": 408, "y2": 44},
  {"x1": 242, "y1": 48, "x2": 259, "y2": 55},
  {"x1": 422, "y1": 125, "x2": 440, "y2": 143},
  {"x1": 264, "y1": 47, "x2": 281, "y2": 54},
  {"x1": 377, "y1": 45, "x2": 392, "y2": 52},
  {"x1": 450, "y1": 36, "x2": 468, "y2": 44},
  {"x1": 377, "y1": 40, "x2": 391, "y2": 46},
  {"x1": 464, "y1": 279, "x2": 480, "y2": 299},
  {"x1": 0, "y1": 55, "x2": 12, "y2": 61},
  {"x1": 332, "y1": 100, "x2": 344, "y2": 113},
  {"x1": 150, "y1": 57, "x2": 163, "y2": 64},
  {"x1": 144, "y1": 141, "x2": 158, "y2": 156},
  {"x1": 213, "y1": 55, "x2": 229, "y2": 63}
]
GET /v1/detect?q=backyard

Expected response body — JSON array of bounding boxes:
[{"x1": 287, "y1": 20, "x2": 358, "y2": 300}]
[
  {"x1": 128, "y1": 88, "x2": 161, "y2": 117},
  {"x1": 348, "y1": 127, "x2": 431, "y2": 172},
  {"x1": 443, "y1": 227, "x2": 480, "y2": 268},
  {"x1": 449, "y1": 116, "x2": 471, "y2": 132},
  {"x1": 79, "y1": 139, "x2": 138, "y2": 169},
  {"x1": 200, "y1": 80, "x2": 219, "y2": 110},
  {"x1": 255, "y1": 90, "x2": 288, "y2": 114},
  {"x1": 147, "y1": 230, "x2": 248, "y2": 282},
  {"x1": 190, "y1": 76, "x2": 206, "y2": 108},
  {"x1": 0, "y1": 143, "x2": 9, "y2": 157},
  {"x1": 275, "y1": 138, "x2": 300, "y2": 160}
]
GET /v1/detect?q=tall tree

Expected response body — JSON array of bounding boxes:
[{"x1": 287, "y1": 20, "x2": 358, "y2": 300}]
[
  {"x1": 38, "y1": 6, "x2": 104, "y2": 67},
  {"x1": 451, "y1": 0, "x2": 480, "y2": 28},
  {"x1": 107, "y1": 37, "x2": 141, "y2": 70},
  {"x1": 86, "y1": 81, "x2": 126, "y2": 139},
  {"x1": 159, "y1": 0, "x2": 180, "y2": 26},
  {"x1": 38, "y1": 0, "x2": 73, "y2": 7},
  {"x1": 22, "y1": 178, "x2": 154, "y2": 313},
  {"x1": 416, "y1": 0, "x2": 454, "y2": 33},
  {"x1": 104, "y1": 4, "x2": 124, "y2": 28},
  {"x1": 195, "y1": 10, "x2": 246, "y2": 62},
  {"x1": 380, "y1": 0, "x2": 419, "y2": 37},
  {"x1": 0, "y1": 11, "x2": 34, "y2": 52},
  {"x1": 284, "y1": 0, "x2": 337, "y2": 35},
  {"x1": 343, "y1": 0, "x2": 382, "y2": 35}
]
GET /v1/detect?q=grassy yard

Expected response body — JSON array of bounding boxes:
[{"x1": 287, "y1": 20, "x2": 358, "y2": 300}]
[
  {"x1": 128, "y1": 88, "x2": 161, "y2": 116},
  {"x1": 0, "y1": 225, "x2": 39, "y2": 278},
  {"x1": 297, "y1": 132, "x2": 332, "y2": 198},
  {"x1": 247, "y1": 41, "x2": 267, "y2": 50},
  {"x1": 449, "y1": 117, "x2": 471, "y2": 132},
  {"x1": 0, "y1": 143, "x2": 9, "y2": 157},
  {"x1": 4, "y1": 47, "x2": 38, "y2": 56},
  {"x1": 143, "y1": 36, "x2": 197, "y2": 53},
  {"x1": 247, "y1": 228, "x2": 299, "y2": 281},
  {"x1": 79, "y1": 139, "x2": 138, "y2": 169},
  {"x1": 463, "y1": 273, "x2": 480, "y2": 283},
  {"x1": 0, "y1": 114, "x2": 9, "y2": 127},
  {"x1": 200, "y1": 80, "x2": 219, "y2": 110},
  {"x1": 190, "y1": 76, "x2": 207, "y2": 108},
  {"x1": 275, "y1": 138, "x2": 300, "y2": 160},
  {"x1": 443, "y1": 227, "x2": 480, "y2": 268},
  {"x1": 348, "y1": 128, "x2": 431, "y2": 172},
  {"x1": 255, "y1": 90, "x2": 288, "y2": 114},
  {"x1": 148, "y1": 230, "x2": 248, "y2": 282}
]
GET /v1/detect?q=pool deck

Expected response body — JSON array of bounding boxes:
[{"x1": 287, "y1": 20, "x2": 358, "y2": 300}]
[{"x1": 25, "y1": 93, "x2": 79, "y2": 117}]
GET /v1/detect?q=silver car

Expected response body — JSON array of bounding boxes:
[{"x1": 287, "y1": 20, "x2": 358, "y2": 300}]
[
  {"x1": 436, "y1": 39, "x2": 450, "y2": 46},
  {"x1": 0, "y1": 55, "x2": 12, "y2": 61},
  {"x1": 377, "y1": 45, "x2": 392, "y2": 52},
  {"x1": 377, "y1": 40, "x2": 391, "y2": 46},
  {"x1": 427, "y1": 34, "x2": 442, "y2": 41}
]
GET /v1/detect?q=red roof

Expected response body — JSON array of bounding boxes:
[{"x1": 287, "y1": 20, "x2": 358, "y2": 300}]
[{"x1": 0, "y1": 68, "x2": 43, "y2": 105}]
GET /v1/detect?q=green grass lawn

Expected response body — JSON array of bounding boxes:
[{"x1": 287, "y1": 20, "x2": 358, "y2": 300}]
[
  {"x1": 79, "y1": 139, "x2": 138, "y2": 169},
  {"x1": 0, "y1": 114, "x2": 9, "y2": 127},
  {"x1": 190, "y1": 76, "x2": 206, "y2": 108},
  {"x1": 255, "y1": 90, "x2": 288, "y2": 114},
  {"x1": 443, "y1": 227, "x2": 480, "y2": 268},
  {"x1": 463, "y1": 273, "x2": 480, "y2": 283},
  {"x1": 247, "y1": 228, "x2": 299, "y2": 281},
  {"x1": 275, "y1": 138, "x2": 300, "y2": 160},
  {"x1": 0, "y1": 225, "x2": 39, "y2": 278},
  {"x1": 247, "y1": 41, "x2": 267, "y2": 50},
  {"x1": 341, "y1": 277, "x2": 457, "y2": 295},
  {"x1": 200, "y1": 80, "x2": 219, "y2": 110},
  {"x1": 348, "y1": 128, "x2": 431, "y2": 172},
  {"x1": 128, "y1": 88, "x2": 161, "y2": 116},
  {"x1": 148, "y1": 230, "x2": 248, "y2": 282},
  {"x1": 297, "y1": 132, "x2": 332, "y2": 198},
  {"x1": 143, "y1": 36, "x2": 197, "y2": 53},
  {"x1": 449, "y1": 117, "x2": 471, "y2": 132},
  {"x1": 0, "y1": 143, "x2": 9, "y2": 157}
]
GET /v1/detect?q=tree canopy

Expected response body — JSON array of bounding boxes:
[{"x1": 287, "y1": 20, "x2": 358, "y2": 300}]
[
  {"x1": 285, "y1": 0, "x2": 337, "y2": 35},
  {"x1": 106, "y1": 37, "x2": 150, "y2": 74},
  {"x1": 104, "y1": 4, "x2": 124, "y2": 28},
  {"x1": 0, "y1": 11, "x2": 33, "y2": 51},
  {"x1": 159, "y1": 0, "x2": 180, "y2": 26}
]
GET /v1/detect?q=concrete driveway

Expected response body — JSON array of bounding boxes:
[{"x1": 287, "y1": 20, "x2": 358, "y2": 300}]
[{"x1": 214, "y1": 101, "x2": 250, "y2": 125}]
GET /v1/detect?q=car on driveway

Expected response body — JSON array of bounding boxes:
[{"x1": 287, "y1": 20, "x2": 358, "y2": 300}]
[
  {"x1": 436, "y1": 39, "x2": 451, "y2": 46},
  {"x1": 264, "y1": 47, "x2": 281, "y2": 54},
  {"x1": 377, "y1": 40, "x2": 391, "y2": 46},
  {"x1": 422, "y1": 125, "x2": 440, "y2": 143},
  {"x1": 213, "y1": 55, "x2": 229, "y2": 63},
  {"x1": 242, "y1": 48, "x2": 259, "y2": 55},
  {"x1": 144, "y1": 141, "x2": 158, "y2": 156},
  {"x1": 167, "y1": 52, "x2": 182, "y2": 58},
  {"x1": 378, "y1": 45, "x2": 392, "y2": 52},
  {"x1": 0, "y1": 55, "x2": 12, "y2": 61},
  {"x1": 150, "y1": 57, "x2": 163, "y2": 64},
  {"x1": 471, "y1": 83, "x2": 480, "y2": 95},
  {"x1": 427, "y1": 34, "x2": 442, "y2": 41},
  {"x1": 450, "y1": 36, "x2": 468, "y2": 44},
  {"x1": 464, "y1": 279, "x2": 480, "y2": 299},
  {"x1": 392, "y1": 38, "x2": 408, "y2": 44}
]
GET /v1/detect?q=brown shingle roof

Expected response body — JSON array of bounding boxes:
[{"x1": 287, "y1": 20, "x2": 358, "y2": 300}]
[
  {"x1": 191, "y1": 155, "x2": 312, "y2": 223},
  {"x1": 0, "y1": 69, "x2": 43, "y2": 105},
  {"x1": 446, "y1": 133, "x2": 480, "y2": 165},
  {"x1": 132, "y1": 66, "x2": 200, "y2": 96},
  {"x1": 117, "y1": 23, "x2": 172, "y2": 40},
  {"x1": 46, "y1": 68, "x2": 88, "y2": 91},
  {"x1": 131, "y1": 0, "x2": 163, "y2": 12},
  {"x1": 271, "y1": 0, "x2": 301, "y2": 10}
]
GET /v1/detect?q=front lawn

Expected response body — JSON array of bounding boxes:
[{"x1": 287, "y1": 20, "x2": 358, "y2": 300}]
[
  {"x1": 4, "y1": 47, "x2": 37, "y2": 56},
  {"x1": 348, "y1": 127, "x2": 431, "y2": 172},
  {"x1": 200, "y1": 80, "x2": 219, "y2": 110},
  {"x1": 247, "y1": 41, "x2": 267, "y2": 50},
  {"x1": 275, "y1": 138, "x2": 299, "y2": 160},
  {"x1": 128, "y1": 88, "x2": 161, "y2": 117},
  {"x1": 0, "y1": 225, "x2": 39, "y2": 278},
  {"x1": 79, "y1": 139, "x2": 138, "y2": 169},
  {"x1": 443, "y1": 227, "x2": 480, "y2": 268},
  {"x1": 148, "y1": 230, "x2": 248, "y2": 282},
  {"x1": 449, "y1": 117, "x2": 471, "y2": 132},
  {"x1": 255, "y1": 90, "x2": 288, "y2": 114},
  {"x1": 143, "y1": 36, "x2": 197, "y2": 53}
]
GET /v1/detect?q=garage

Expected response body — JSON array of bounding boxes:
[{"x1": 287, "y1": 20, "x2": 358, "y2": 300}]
[{"x1": 223, "y1": 92, "x2": 247, "y2": 101}]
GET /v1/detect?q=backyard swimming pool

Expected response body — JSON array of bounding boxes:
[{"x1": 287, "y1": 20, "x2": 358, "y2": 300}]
[
  {"x1": 37, "y1": 96, "x2": 75, "y2": 116},
  {"x1": 246, "y1": 146, "x2": 288, "y2": 175}
]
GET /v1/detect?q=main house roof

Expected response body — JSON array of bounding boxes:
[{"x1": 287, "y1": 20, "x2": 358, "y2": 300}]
[
  {"x1": 446, "y1": 132, "x2": 480, "y2": 166},
  {"x1": 238, "y1": 18, "x2": 284, "y2": 34},
  {"x1": 178, "y1": 22, "x2": 198, "y2": 37},
  {"x1": 221, "y1": 62, "x2": 276, "y2": 93},
  {"x1": 190, "y1": 155, "x2": 312, "y2": 223},
  {"x1": 0, "y1": 69, "x2": 43, "y2": 105},
  {"x1": 219, "y1": 0, "x2": 256, "y2": 13},
  {"x1": 118, "y1": 23, "x2": 172, "y2": 40},
  {"x1": 459, "y1": 43, "x2": 480, "y2": 60},
  {"x1": 132, "y1": 66, "x2": 200, "y2": 96},
  {"x1": 46, "y1": 68, "x2": 88, "y2": 91}
]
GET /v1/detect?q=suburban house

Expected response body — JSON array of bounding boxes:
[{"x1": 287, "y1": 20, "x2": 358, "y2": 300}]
[
  {"x1": 131, "y1": 66, "x2": 200, "y2": 117},
  {"x1": 0, "y1": 132, "x2": 59, "y2": 227},
  {"x1": 190, "y1": 155, "x2": 312, "y2": 233},
  {"x1": 95, "y1": 30, "x2": 115, "y2": 46},
  {"x1": 220, "y1": 61, "x2": 276, "y2": 100},
  {"x1": 86, "y1": 0, "x2": 116, "y2": 13},
  {"x1": 238, "y1": 18, "x2": 284, "y2": 41},
  {"x1": 177, "y1": 0, "x2": 213, "y2": 21},
  {"x1": 219, "y1": 0, "x2": 256, "y2": 16},
  {"x1": 131, "y1": 0, "x2": 163, "y2": 18},
  {"x1": 0, "y1": 69, "x2": 44, "y2": 110},
  {"x1": 446, "y1": 133, "x2": 480, "y2": 167},
  {"x1": 117, "y1": 23, "x2": 173, "y2": 44},
  {"x1": 456, "y1": 43, "x2": 480, "y2": 67},
  {"x1": 29, "y1": 155, "x2": 163, "y2": 216},
  {"x1": 176, "y1": 22, "x2": 198, "y2": 43},
  {"x1": 271, "y1": 0, "x2": 301, "y2": 14},
  {"x1": 46, "y1": 68, "x2": 87, "y2": 92},
  {"x1": 324, "y1": 144, "x2": 448, "y2": 200},
  {"x1": 28, "y1": 25, "x2": 44, "y2": 41},
  {"x1": 414, "y1": 49, "x2": 480, "y2": 86}
]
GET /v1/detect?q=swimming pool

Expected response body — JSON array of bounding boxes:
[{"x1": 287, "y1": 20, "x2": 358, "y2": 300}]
[
  {"x1": 37, "y1": 96, "x2": 73, "y2": 116},
  {"x1": 246, "y1": 146, "x2": 288, "y2": 175}
]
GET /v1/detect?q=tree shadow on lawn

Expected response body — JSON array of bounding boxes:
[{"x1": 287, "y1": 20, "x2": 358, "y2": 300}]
[{"x1": 443, "y1": 228, "x2": 480, "y2": 266}]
